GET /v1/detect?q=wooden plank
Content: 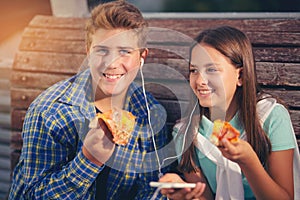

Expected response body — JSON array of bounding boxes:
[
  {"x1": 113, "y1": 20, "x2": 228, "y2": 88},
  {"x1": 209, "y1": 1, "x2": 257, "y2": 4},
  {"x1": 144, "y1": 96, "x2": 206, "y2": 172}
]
[
  {"x1": 290, "y1": 110, "x2": 300, "y2": 137},
  {"x1": 247, "y1": 31, "x2": 300, "y2": 47},
  {"x1": 29, "y1": 15, "x2": 87, "y2": 29},
  {"x1": 22, "y1": 27, "x2": 85, "y2": 41},
  {"x1": 10, "y1": 84, "x2": 300, "y2": 111},
  {"x1": 0, "y1": 144, "x2": 11, "y2": 157},
  {"x1": 151, "y1": 46, "x2": 300, "y2": 63},
  {"x1": 0, "y1": 181, "x2": 10, "y2": 194},
  {"x1": 11, "y1": 88, "x2": 42, "y2": 109},
  {"x1": 11, "y1": 151, "x2": 21, "y2": 171},
  {"x1": 0, "y1": 90, "x2": 10, "y2": 106},
  {"x1": 0, "y1": 128, "x2": 11, "y2": 144},
  {"x1": 17, "y1": 38, "x2": 300, "y2": 63},
  {"x1": 0, "y1": 59, "x2": 12, "y2": 79},
  {"x1": 256, "y1": 62, "x2": 300, "y2": 87},
  {"x1": 0, "y1": 157, "x2": 10, "y2": 170},
  {"x1": 19, "y1": 38, "x2": 85, "y2": 54},
  {"x1": 29, "y1": 15, "x2": 300, "y2": 34},
  {"x1": 11, "y1": 100, "x2": 300, "y2": 138},
  {"x1": 0, "y1": 79, "x2": 10, "y2": 90},
  {"x1": 147, "y1": 18, "x2": 300, "y2": 34},
  {"x1": 0, "y1": 113, "x2": 10, "y2": 129},
  {"x1": 148, "y1": 27, "x2": 300, "y2": 46},
  {"x1": 13, "y1": 51, "x2": 85, "y2": 74},
  {"x1": 142, "y1": 81, "x2": 192, "y2": 101},
  {"x1": 264, "y1": 88, "x2": 300, "y2": 108},
  {"x1": 22, "y1": 26, "x2": 300, "y2": 47},
  {"x1": 11, "y1": 131, "x2": 22, "y2": 150},
  {"x1": 11, "y1": 71, "x2": 71, "y2": 90},
  {"x1": 11, "y1": 110, "x2": 26, "y2": 130},
  {"x1": 11, "y1": 58, "x2": 300, "y2": 88},
  {"x1": 254, "y1": 47, "x2": 300, "y2": 63},
  {"x1": 0, "y1": 169, "x2": 10, "y2": 182}
]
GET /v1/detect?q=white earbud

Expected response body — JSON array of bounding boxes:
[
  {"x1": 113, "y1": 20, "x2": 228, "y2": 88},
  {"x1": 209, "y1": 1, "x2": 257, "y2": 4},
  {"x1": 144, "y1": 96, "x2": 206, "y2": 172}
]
[{"x1": 140, "y1": 58, "x2": 144, "y2": 67}]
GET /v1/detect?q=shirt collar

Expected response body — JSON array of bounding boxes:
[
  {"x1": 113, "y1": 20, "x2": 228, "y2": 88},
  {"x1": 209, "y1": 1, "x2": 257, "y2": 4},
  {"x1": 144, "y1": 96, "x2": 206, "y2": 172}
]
[{"x1": 59, "y1": 69, "x2": 95, "y2": 120}]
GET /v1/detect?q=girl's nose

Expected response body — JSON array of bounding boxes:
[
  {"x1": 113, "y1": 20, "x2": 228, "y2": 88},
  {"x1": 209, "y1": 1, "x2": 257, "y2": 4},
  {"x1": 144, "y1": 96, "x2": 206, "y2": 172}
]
[{"x1": 195, "y1": 72, "x2": 208, "y2": 85}]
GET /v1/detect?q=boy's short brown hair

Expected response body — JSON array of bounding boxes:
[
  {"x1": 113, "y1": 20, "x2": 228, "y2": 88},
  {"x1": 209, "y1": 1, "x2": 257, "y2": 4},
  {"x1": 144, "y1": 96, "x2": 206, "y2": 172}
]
[{"x1": 85, "y1": 0, "x2": 148, "y2": 50}]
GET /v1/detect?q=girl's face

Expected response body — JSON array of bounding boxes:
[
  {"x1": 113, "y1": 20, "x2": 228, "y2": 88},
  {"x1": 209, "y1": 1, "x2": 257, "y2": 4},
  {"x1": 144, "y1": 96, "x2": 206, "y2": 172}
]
[
  {"x1": 88, "y1": 28, "x2": 147, "y2": 97},
  {"x1": 189, "y1": 44, "x2": 242, "y2": 113}
]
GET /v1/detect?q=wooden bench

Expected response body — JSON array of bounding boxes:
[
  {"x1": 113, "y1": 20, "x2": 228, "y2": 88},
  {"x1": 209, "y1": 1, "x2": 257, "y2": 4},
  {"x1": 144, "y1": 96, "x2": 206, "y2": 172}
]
[
  {"x1": 10, "y1": 14, "x2": 300, "y2": 172},
  {"x1": 0, "y1": 59, "x2": 12, "y2": 198}
]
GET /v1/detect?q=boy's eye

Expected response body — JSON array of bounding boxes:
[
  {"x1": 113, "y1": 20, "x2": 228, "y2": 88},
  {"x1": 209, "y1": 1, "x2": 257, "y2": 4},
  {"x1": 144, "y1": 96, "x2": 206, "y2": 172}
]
[
  {"x1": 95, "y1": 48, "x2": 108, "y2": 56},
  {"x1": 119, "y1": 49, "x2": 132, "y2": 55}
]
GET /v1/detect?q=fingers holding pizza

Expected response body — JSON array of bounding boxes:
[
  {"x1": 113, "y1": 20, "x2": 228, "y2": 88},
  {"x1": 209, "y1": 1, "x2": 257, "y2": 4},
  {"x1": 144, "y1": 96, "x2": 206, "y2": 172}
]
[
  {"x1": 209, "y1": 119, "x2": 256, "y2": 165},
  {"x1": 210, "y1": 119, "x2": 240, "y2": 147},
  {"x1": 90, "y1": 108, "x2": 136, "y2": 146},
  {"x1": 83, "y1": 108, "x2": 136, "y2": 166}
]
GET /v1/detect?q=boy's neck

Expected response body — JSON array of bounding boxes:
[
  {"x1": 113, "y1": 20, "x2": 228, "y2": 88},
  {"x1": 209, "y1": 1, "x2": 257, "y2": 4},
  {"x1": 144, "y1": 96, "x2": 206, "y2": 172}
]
[{"x1": 94, "y1": 89, "x2": 127, "y2": 112}]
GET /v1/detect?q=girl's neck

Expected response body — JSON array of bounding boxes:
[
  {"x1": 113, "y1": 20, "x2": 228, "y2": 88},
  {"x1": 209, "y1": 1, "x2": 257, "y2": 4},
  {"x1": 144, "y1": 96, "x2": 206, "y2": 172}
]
[{"x1": 210, "y1": 96, "x2": 238, "y2": 122}]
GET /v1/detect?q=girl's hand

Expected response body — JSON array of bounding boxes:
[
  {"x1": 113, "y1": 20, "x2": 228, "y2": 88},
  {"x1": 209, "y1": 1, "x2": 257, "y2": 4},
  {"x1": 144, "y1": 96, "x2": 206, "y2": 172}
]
[
  {"x1": 159, "y1": 173, "x2": 206, "y2": 200},
  {"x1": 219, "y1": 138, "x2": 257, "y2": 166}
]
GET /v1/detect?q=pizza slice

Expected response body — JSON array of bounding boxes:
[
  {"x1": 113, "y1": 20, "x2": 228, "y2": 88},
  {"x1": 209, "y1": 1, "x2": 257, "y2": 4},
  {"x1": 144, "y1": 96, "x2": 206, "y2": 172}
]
[
  {"x1": 210, "y1": 119, "x2": 240, "y2": 146},
  {"x1": 95, "y1": 108, "x2": 136, "y2": 146}
]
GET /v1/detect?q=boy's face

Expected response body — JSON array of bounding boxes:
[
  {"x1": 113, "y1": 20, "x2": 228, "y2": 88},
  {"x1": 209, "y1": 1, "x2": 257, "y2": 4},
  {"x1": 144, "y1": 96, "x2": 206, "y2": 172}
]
[{"x1": 88, "y1": 28, "x2": 145, "y2": 97}]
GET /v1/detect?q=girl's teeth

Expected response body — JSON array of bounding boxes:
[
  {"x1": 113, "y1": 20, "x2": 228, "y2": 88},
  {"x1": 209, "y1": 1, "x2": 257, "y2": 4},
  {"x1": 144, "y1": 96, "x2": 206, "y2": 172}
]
[{"x1": 199, "y1": 90, "x2": 211, "y2": 95}]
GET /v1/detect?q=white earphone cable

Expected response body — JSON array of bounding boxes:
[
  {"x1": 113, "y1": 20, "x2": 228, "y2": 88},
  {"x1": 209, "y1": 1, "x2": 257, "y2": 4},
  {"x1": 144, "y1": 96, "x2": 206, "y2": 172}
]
[
  {"x1": 140, "y1": 62, "x2": 198, "y2": 200},
  {"x1": 140, "y1": 66, "x2": 163, "y2": 177},
  {"x1": 160, "y1": 101, "x2": 198, "y2": 168}
]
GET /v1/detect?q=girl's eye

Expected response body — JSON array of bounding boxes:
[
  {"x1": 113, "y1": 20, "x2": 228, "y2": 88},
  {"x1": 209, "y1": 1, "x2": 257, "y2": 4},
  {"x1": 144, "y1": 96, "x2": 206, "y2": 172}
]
[
  {"x1": 207, "y1": 67, "x2": 218, "y2": 73},
  {"x1": 189, "y1": 68, "x2": 198, "y2": 74}
]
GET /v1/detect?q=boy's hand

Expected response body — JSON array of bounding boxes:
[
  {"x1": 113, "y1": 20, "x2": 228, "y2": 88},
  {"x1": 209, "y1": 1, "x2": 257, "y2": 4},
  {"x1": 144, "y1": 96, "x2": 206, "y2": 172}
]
[{"x1": 82, "y1": 119, "x2": 115, "y2": 166}]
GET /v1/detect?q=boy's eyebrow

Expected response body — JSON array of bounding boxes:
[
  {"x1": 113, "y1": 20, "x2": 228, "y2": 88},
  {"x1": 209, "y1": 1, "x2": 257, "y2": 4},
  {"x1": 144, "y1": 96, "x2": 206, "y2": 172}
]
[{"x1": 92, "y1": 45, "x2": 135, "y2": 50}]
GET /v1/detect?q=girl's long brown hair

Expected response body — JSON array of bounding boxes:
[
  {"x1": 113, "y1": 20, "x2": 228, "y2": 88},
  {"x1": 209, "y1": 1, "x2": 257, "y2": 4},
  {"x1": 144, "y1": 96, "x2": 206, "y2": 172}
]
[{"x1": 178, "y1": 26, "x2": 272, "y2": 173}]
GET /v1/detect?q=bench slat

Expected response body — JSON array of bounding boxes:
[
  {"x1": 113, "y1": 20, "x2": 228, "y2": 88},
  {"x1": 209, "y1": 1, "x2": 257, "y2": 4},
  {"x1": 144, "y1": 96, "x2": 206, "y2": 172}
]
[
  {"x1": 12, "y1": 60, "x2": 300, "y2": 87},
  {"x1": 22, "y1": 26, "x2": 300, "y2": 47}
]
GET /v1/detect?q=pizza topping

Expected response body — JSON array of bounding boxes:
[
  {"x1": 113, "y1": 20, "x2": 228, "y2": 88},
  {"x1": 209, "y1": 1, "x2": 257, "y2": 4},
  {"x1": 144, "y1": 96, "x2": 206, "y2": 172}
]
[
  {"x1": 210, "y1": 119, "x2": 240, "y2": 146},
  {"x1": 96, "y1": 108, "x2": 136, "y2": 146}
]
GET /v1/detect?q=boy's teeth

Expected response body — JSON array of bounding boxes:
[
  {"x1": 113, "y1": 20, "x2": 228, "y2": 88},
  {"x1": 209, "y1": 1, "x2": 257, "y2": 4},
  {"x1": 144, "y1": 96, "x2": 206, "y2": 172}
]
[{"x1": 105, "y1": 74, "x2": 122, "y2": 79}]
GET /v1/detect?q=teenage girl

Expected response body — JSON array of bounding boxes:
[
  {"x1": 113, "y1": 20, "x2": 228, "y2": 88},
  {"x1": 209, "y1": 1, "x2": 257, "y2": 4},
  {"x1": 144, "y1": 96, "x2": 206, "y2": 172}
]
[{"x1": 159, "y1": 26, "x2": 299, "y2": 200}]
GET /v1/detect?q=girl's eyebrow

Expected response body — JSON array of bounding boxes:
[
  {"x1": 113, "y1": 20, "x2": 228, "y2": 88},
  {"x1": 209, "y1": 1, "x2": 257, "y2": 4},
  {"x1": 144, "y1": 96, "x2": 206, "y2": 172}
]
[{"x1": 190, "y1": 62, "x2": 219, "y2": 68}]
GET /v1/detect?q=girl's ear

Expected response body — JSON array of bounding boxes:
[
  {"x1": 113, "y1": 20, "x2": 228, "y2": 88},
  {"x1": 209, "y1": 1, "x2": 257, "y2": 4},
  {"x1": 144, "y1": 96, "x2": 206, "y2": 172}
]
[{"x1": 237, "y1": 68, "x2": 243, "y2": 86}]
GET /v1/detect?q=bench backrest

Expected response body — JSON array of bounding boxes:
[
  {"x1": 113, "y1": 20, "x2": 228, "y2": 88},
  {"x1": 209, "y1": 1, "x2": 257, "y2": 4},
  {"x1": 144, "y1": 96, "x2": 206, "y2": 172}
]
[{"x1": 10, "y1": 14, "x2": 300, "y2": 171}]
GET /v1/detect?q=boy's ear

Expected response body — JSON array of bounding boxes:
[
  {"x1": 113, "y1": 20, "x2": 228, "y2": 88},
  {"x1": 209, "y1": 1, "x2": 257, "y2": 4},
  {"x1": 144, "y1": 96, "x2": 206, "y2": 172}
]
[
  {"x1": 140, "y1": 48, "x2": 148, "y2": 67},
  {"x1": 86, "y1": 45, "x2": 90, "y2": 55}
]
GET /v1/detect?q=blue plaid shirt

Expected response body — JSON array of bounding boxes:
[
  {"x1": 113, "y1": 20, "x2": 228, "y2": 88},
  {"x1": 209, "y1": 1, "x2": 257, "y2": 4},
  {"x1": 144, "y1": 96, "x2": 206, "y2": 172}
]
[{"x1": 9, "y1": 69, "x2": 172, "y2": 199}]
